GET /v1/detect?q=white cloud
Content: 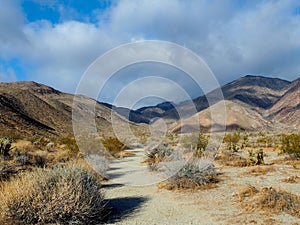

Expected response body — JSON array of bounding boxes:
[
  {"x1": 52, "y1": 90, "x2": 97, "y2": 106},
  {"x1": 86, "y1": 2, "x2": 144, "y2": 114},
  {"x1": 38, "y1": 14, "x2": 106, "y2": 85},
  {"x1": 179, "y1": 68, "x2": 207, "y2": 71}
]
[{"x1": 0, "y1": 0, "x2": 299, "y2": 107}]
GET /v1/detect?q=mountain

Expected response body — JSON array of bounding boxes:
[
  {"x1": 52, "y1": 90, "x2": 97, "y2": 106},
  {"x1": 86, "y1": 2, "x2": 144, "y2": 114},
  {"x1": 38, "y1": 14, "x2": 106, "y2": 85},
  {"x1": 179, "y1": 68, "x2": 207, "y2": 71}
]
[
  {"x1": 0, "y1": 81, "x2": 144, "y2": 138},
  {"x1": 105, "y1": 101, "x2": 176, "y2": 124},
  {"x1": 170, "y1": 100, "x2": 273, "y2": 133},
  {"x1": 268, "y1": 78, "x2": 300, "y2": 129},
  {"x1": 163, "y1": 75, "x2": 291, "y2": 120}
]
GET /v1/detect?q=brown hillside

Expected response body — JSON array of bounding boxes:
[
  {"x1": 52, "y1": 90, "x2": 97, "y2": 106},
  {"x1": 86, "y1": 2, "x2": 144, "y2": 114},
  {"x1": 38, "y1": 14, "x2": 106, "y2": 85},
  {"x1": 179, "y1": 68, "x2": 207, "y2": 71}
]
[
  {"x1": 0, "y1": 81, "x2": 143, "y2": 138},
  {"x1": 268, "y1": 78, "x2": 300, "y2": 129},
  {"x1": 170, "y1": 100, "x2": 272, "y2": 133}
]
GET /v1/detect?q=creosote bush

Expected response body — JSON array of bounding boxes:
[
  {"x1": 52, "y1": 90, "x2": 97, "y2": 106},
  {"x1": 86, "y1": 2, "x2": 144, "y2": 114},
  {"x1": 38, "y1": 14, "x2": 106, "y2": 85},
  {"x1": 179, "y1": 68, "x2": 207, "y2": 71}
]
[
  {"x1": 280, "y1": 133, "x2": 300, "y2": 159},
  {"x1": 59, "y1": 135, "x2": 79, "y2": 157},
  {"x1": 0, "y1": 164, "x2": 108, "y2": 225},
  {"x1": 161, "y1": 159, "x2": 218, "y2": 190},
  {"x1": 101, "y1": 137, "x2": 127, "y2": 158}
]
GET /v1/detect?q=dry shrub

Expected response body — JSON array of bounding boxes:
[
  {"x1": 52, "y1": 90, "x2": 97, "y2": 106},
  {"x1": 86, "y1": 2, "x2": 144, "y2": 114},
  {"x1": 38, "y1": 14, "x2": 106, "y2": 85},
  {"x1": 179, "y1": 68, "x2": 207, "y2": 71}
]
[
  {"x1": 215, "y1": 151, "x2": 251, "y2": 167},
  {"x1": 281, "y1": 176, "x2": 299, "y2": 183},
  {"x1": 144, "y1": 143, "x2": 174, "y2": 171},
  {"x1": 240, "y1": 166, "x2": 275, "y2": 176},
  {"x1": 0, "y1": 165, "x2": 20, "y2": 182},
  {"x1": 237, "y1": 185, "x2": 259, "y2": 201},
  {"x1": 271, "y1": 157, "x2": 300, "y2": 166},
  {"x1": 0, "y1": 164, "x2": 108, "y2": 224},
  {"x1": 238, "y1": 186, "x2": 300, "y2": 218},
  {"x1": 160, "y1": 159, "x2": 219, "y2": 191}
]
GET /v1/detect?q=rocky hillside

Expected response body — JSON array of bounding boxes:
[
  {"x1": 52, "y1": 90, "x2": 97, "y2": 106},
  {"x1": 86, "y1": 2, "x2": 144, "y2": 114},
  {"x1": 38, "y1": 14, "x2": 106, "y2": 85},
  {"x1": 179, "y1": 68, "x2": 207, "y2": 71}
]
[
  {"x1": 163, "y1": 75, "x2": 291, "y2": 121},
  {"x1": 0, "y1": 81, "x2": 144, "y2": 138},
  {"x1": 268, "y1": 78, "x2": 300, "y2": 129}
]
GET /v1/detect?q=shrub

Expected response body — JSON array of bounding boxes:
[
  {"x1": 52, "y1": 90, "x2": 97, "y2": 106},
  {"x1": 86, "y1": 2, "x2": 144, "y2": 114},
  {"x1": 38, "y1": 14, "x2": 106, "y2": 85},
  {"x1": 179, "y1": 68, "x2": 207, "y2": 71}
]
[
  {"x1": 247, "y1": 149, "x2": 264, "y2": 165},
  {"x1": 145, "y1": 143, "x2": 174, "y2": 171},
  {"x1": 0, "y1": 165, "x2": 18, "y2": 182},
  {"x1": 0, "y1": 164, "x2": 108, "y2": 224},
  {"x1": 194, "y1": 132, "x2": 209, "y2": 158},
  {"x1": 280, "y1": 133, "x2": 300, "y2": 159},
  {"x1": 161, "y1": 159, "x2": 218, "y2": 190},
  {"x1": 101, "y1": 137, "x2": 127, "y2": 157},
  {"x1": 33, "y1": 152, "x2": 47, "y2": 168},
  {"x1": 238, "y1": 186, "x2": 300, "y2": 218},
  {"x1": 223, "y1": 131, "x2": 241, "y2": 152},
  {"x1": 0, "y1": 138, "x2": 11, "y2": 158},
  {"x1": 15, "y1": 154, "x2": 29, "y2": 166},
  {"x1": 215, "y1": 151, "x2": 250, "y2": 167},
  {"x1": 59, "y1": 135, "x2": 79, "y2": 157}
]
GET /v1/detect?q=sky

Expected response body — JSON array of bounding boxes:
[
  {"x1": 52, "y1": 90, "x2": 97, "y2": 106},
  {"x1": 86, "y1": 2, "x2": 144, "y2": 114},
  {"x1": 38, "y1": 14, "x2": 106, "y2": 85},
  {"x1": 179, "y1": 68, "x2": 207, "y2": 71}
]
[{"x1": 0, "y1": 0, "x2": 300, "y2": 108}]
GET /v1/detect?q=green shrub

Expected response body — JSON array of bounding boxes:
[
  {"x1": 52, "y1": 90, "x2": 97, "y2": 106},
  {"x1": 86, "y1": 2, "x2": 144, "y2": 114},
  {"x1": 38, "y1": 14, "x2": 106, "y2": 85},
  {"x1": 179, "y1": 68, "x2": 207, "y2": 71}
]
[
  {"x1": 101, "y1": 137, "x2": 126, "y2": 157},
  {"x1": 248, "y1": 149, "x2": 264, "y2": 165},
  {"x1": 223, "y1": 131, "x2": 241, "y2": 152},
  {"x1": 59, "y1": 135, "x2": 79, "y2": 156},
  {"x1": 182, "y1": 132, "x2": 209, "y2": 158},
  {"x1": 0, "y1": 164, "x2": 108, "y2": 224},
  {"x1": 281, "y1": 133, "x2": 300, "y2": 159},
  {"x1": 194, "y1": 132, "x2": 208, "y2": 158}
]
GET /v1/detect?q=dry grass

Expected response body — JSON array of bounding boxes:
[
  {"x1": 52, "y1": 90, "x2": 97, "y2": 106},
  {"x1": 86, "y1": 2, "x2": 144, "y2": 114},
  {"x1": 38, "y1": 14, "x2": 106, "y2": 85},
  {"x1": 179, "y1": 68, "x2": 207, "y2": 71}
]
[
  {"x1": 0, "y1": 164, "x2": 24, "y2": 182},
  {"x1": 237, "y1": 185, "x2": 259, "y2": 201},
  {"x1": 239, "y1": 166, "x2": 275, "y2": 176},
  {"x1": 281, "y1": 175, "x2": 299, "y2": 183},
  {"x1": 215, "y1": 151, "x2": 252, "y2": 167},
  {"x1": 238, "y1": 186, "x2": 300, "y2": 218},
  {"x1": 0, "y1": 163, "x2": 108, "y2": 224}
]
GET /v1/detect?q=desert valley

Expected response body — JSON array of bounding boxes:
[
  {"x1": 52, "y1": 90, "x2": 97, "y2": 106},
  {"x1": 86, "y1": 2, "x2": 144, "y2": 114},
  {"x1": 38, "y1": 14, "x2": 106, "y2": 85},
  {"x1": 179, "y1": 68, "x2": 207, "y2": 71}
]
[{"x1": 0, "y1": 75, "x2": 299, "y2": 224}]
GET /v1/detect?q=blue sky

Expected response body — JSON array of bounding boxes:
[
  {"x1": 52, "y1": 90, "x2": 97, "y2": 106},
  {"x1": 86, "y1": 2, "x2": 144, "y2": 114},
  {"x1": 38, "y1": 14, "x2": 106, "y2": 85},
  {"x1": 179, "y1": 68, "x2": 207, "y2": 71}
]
[{"x1": 0, "y1": 0, "x2": 300, "y2": 107}]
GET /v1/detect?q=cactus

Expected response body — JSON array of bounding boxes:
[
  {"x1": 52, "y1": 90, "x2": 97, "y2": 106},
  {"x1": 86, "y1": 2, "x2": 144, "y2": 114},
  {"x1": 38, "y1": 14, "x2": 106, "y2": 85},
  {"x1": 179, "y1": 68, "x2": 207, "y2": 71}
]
[
  {"x1": 248, "y1": 148, "x2": 264, "y2": 165},
  {"x1": 0, "y1": 138, "x2": 11, "y2": 157}
]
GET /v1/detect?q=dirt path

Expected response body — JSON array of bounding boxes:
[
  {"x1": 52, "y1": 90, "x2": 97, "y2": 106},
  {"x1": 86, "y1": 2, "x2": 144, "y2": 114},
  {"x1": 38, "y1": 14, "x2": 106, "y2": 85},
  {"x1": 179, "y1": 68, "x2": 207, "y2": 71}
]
[{"x1": 102, "y1": 149, "x2": 300, "y2": 225}]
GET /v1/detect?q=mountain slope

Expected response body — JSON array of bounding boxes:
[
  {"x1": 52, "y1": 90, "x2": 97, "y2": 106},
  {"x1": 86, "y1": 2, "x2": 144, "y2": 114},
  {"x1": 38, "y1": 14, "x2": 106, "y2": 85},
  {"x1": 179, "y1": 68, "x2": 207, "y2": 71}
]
[
  {"x1": 164, "y1": 75, "x2": 291, "y2": 120},
  {"x1": 0, "y1": 81, "x2": 142, "y2": 138},
  {"x1": 268, "y1": 78, "x2": 300, "y2": 129},
  {"x1": 170, "y1": 100, "x2": 272, "y2": 132}
]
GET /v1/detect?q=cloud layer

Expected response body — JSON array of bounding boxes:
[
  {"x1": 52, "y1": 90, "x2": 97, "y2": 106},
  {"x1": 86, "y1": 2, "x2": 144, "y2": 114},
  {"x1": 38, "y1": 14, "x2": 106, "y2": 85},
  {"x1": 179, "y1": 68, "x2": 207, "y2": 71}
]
[{"x1": 0, "y1": 0, "x2": 299, "y2": 107}]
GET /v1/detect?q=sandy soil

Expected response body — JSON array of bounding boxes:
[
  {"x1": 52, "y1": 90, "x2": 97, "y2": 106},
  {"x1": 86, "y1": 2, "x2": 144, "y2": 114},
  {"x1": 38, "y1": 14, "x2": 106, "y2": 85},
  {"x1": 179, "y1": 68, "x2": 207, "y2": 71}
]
[{"x1": 102, "y1": 149, "x2": 300, "y2": 225}]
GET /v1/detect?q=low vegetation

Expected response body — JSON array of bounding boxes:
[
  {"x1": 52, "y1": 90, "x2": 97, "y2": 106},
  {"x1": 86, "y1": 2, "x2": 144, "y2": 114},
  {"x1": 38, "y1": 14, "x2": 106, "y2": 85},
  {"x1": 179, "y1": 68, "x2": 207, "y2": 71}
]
[
  {"x1": 280, "y1": 133, "x2": 300, "y2": 159},
  {"x1": 0, "y1": 163, "x2": 108, "y2": 225},
  {"x1": 238, "y1": 186, "x2": 300, "y2": 218},
  {"x1": 101, "y1": 137, "x2": 127, "y2": 158},
  {"x1": 247, "y1": 148, "x2": 264, "y2": 165},
  {"x1": 181, "y1": 132, "x2": 209, "y2": 158},
  {"x1": 0, "y1": 138, "x2": 11, "y2": 158},
  {"x1": 223, "y1": 131, "x2": 241, "y2": 152},
  {"x1": 160, "y1": 159, "x2": 219, "y2": 190},
  {"x1": 144, "y1": 143, "x2": 174, "y2": 171}
]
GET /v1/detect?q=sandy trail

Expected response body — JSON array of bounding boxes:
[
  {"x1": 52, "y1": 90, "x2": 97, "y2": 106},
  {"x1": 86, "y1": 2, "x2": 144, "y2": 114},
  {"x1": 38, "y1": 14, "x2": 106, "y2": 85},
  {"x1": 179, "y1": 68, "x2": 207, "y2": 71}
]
[{"x1": 103, "y1": 149, "x2": 300, "y2": 225}]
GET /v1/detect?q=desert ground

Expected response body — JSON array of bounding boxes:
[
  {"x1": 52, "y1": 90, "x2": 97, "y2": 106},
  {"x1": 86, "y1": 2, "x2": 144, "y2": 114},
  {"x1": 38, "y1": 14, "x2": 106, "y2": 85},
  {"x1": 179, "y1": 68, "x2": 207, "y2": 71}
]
[{"x1": 102, "y1": 145, "x2": 300, "y2": 225}]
